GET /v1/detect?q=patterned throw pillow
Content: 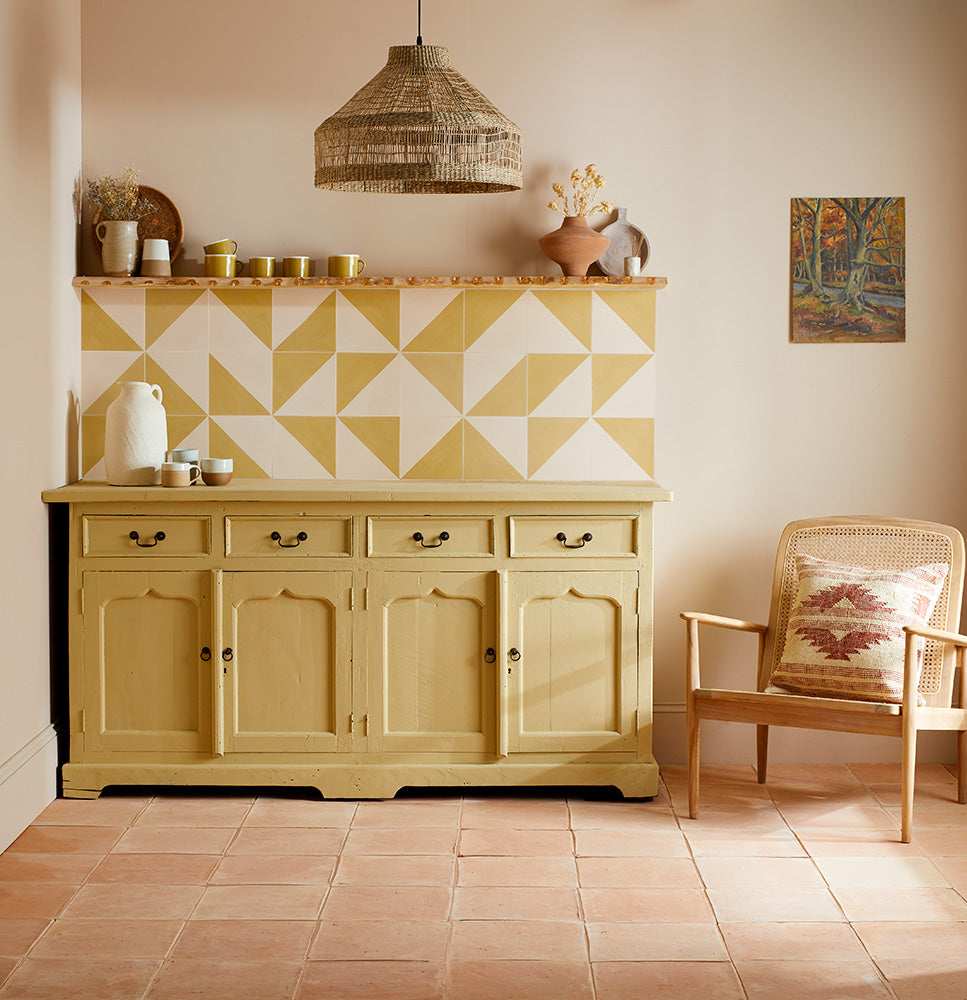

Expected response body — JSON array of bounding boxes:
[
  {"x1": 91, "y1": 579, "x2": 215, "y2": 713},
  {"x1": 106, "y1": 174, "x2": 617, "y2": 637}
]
[{"x1": 770, "y1": 555, "x2": 949, "y2": 704}]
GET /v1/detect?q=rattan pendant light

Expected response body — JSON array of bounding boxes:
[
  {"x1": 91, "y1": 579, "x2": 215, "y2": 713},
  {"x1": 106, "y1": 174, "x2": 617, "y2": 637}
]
[{"x1": 313, "y1": 1, "x2": 522, "y2": 194}]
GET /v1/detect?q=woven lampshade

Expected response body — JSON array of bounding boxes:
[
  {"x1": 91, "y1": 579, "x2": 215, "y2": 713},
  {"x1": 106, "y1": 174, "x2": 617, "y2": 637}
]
[{"x1": 314, "y1": 44, "x2": 522, "y2": 194}]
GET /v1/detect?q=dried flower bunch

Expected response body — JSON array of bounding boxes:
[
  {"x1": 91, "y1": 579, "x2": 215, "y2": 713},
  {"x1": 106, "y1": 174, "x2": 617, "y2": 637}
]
[
  {"x1": 547, "y1": 164, "x2": 614, "y2": 218},
  {"x1": 86, "y1": 165, "x2": 155, "y2": 221}
]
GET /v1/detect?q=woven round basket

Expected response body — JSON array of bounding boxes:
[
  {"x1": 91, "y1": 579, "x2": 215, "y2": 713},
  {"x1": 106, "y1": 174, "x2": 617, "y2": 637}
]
[{"x1": 314, "y1": 45, "x2": 522, "y2": 194}]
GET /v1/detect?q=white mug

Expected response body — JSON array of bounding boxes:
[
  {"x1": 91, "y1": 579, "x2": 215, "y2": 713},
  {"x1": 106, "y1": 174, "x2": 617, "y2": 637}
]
[{"x1": 142, "y1": 238, "x2": 170, "y2": 261}]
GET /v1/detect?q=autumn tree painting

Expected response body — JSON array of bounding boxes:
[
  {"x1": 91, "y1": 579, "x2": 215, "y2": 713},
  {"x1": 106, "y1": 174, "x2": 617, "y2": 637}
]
[{"x1": 790, "y1": 197, "x2": 905, "y2": 343}]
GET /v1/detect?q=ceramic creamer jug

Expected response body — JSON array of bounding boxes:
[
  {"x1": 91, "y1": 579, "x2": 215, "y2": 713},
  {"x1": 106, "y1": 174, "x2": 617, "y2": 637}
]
[{"x1": 104, "y1": 382, "x2": 168, "y2": 485}]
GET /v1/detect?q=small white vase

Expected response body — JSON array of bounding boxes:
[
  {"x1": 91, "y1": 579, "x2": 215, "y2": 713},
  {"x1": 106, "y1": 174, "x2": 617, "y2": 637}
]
[
  {"x1": 96, "y1": 219, "x2": 140, "y2": 277},
  {"x1": 104, "y1": 382, "x2": 168, "y2": 485}
]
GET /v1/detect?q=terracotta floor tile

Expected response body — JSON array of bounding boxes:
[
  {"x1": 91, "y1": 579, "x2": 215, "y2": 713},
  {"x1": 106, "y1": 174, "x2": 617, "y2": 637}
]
[
  {"x1": 62, "y1": 883, "x2": 202, "y2": 919},
  {"x1": 733, "y1": 959, "x2": 892, "y2": 999},
  {"x1": 134, "y1": 798, "x2": 253, "y2": 828},
  {"x1": 592, "y1": 960, "x2": 745, "y2": 999},
  {"x1": 309, "y1": 919, "x2": 449, "y2": 961},
  {"x1": 814, "y1": 855, "x2": 949, "y2": 888},
  {"x1": 567, "y1": 800, "x2": 679, "y2": 831},
  {"x1": 868, "y1": 784, "x2": 959, "y2": 808},
  {"x1": 849, "y1": 763, "x2": 955, "y2": 785},
  {"x1": 764, "y1": 764, "x2": 865, "y2": 788},
  {"x1": 876, "y1": 958, "x2": 967, "y2": 1000},
  {"x1": 460, "y1": 829, "x2": 573, "y2": 857},
  {"x1": 460, "y1": 800, "x2": 570, "y2": 830},
  {"x1": 243, "y1": 798, "x2": 356, "y2": 828},
  {"x1": 912, "y1": 827, "x2": 967, "y2": 856},
  {"x1": 452, "y1": 886, "x2": 580, "y2": 921},
  {"x1": 696, "y1": 856, "x2": 826, "y2": 889},
  {"x1": 0, "y1": 918, "x2": 50, "y2": 957},
  {"x1": 211, "y1": 854, "x2": 336, "y2": 885},
  {"x1": 88, "y1": 853, "x2": 219, "y2": 885},
  {"x1": 720, "y1": 922, "x2": 870, "y2": 962},
  {"x1": 447, "y1": 959, "x2": 594, "y2": 1000},
  {"x1": 321, "y1": 885, "x2": 450, "y2": 921},
  {"x1": 351, "y1": 801, "x2": 462, "y2": 828},
  {"x1": 931, "y1": 856, "x2": 967, "y2": 888},
  {"x1": 683, "y1": 828, "x2": 807, "y2": 858},
  {"x1": 8, "y1": 825, "x2": 123, "y2": 855},
  {"x1": 852, "y1": 920, "x2": 967, "y2": 961},
  {"x1": 588, "y1": 922, "x2": 727, "y2": 962},
  {"x1": 457, "y1": 856, "x2": 577, "y2": 887},
  {"x1": 0, "y1": 957, "x2": 15, "y2": 989},
  {"x1": 0, "y1": 885, "x2": 78, "y2": 919},
  {"x1": 343, "y1": 828, "x2": 457, "y2": 856},
  {"x1": 170, "y1": 919, "x2": 316, "y2": 961},
  {"x1": 298, "y1": 960, "x2": 444, "y2": 1000},
  {"x1": 334, "y1": 854, "x2": 454, "y2": 886},
  {"x1": 797, "y1": 828, "x2": 926, "y2": 857},
  {"x1": 661, "y1": 763, "x2": 757, "y2": 786},
  {"x1": 706, "y1": 885, "x2": 845, "y2": 923},
  {"x1": 581, "y1": 886, "x2": 715, "y2": 923},
  {"x1": 449, "y1": 919, "x2": 588, "y2": 962},
  {"x1": 776, "y1": 804, "x2": 897, "y2": 831},
  {"x1": 228, "y1": 827, "x2": 347, "y2": 855},
  {"x1": 32, "y1": 797, "x2": 150, "y2": 828},
  {"x1": 191, "y1": 884, "x2": 326, "y2": 920},
  {"x1": 0, "y1": 957, "x2": 160, "y2": 1000},
  {"x1": 147, "y1": 959, "x2": 302, "y2": 1000},
  {"x1": 30, "y1": 919, "x2": 182, "y2": 959},
  {"x1": 0, "y1": 853, "x2": 101, "y2": 884},
  {"x1": 112, "y1": 826, "x2": 234, "y2": 855},
  {"x1": 577, "y1": 857, "x2": 703, "y2": 889},
  {"x1": 887, "y1": 800, "x2": 967, "y2": 828},
  {"x1": 833, "y1": 887, "x2": 967, "y2": 922},
  {"x1": 572, "y1": 829, "x2": 688, "y2": 858}
]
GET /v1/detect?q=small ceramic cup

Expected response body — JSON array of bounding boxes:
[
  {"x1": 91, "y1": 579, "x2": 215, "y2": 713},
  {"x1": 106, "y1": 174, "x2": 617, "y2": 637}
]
[
  {"x1": 623, "y1": 256, "x2": 642, "y2": 277},
  {"x1": 283, "y1": 256, "x2": 311, "y2": 278},
  {"x1": 204, "y1": 238, "x2": 238, "y2": 255},
  {"x1": 249, "y1": 256, "x2": 276, "y2": 278},
  {"x1": 140, "y1": 238, "x2": 171, "y2": 277},
  {"x1": 201, "y1": 457, "x2": 233, "y2": 486},
  {"x1": 169, "y1": 448, "x2": 200, "y2": 480},
  {"x1": 161, "y1": 461, "x2": 201, "y2": 488},
  {"x1": 205, "y1": 254, "x2": 237, "y2": 278},
  {"x1": 328, "y1": 254, "x2": 366, "y2": 278}
]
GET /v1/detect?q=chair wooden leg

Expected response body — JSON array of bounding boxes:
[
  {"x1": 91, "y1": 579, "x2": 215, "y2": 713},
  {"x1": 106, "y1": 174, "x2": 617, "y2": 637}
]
[
  {"x1": 958, "y1": 729, "x2": 967, "y2": 805},
  {"x1": 756, "y1": 725, "x2": 769, "y2": 784},
  {"x1": 901, "y1": 722, "x2": 917, "y2": 844},
  {"x1": 687, "y1": 702, "x2": 700, "y2": 819}
]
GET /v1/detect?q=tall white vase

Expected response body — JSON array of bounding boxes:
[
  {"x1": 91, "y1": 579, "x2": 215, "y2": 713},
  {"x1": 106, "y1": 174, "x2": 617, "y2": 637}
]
[{"x1": 104, "y1": 382, "x2": 168, "y2": 485}]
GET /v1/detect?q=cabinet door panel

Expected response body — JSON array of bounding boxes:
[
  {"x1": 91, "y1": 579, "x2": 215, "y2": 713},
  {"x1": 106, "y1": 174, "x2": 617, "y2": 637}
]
[
  {"x1": 367, "y1": 572, "x2": 496, "y2": 753},
  {"x1": 506, "y1": 571, "x2": 638, "y2": 753},
  {"x1": 82, "y1": 571, "x2": 212, "y2": 753},
  {"x1": 223, "y1": 572, "x2": 352, "y2": 753}
]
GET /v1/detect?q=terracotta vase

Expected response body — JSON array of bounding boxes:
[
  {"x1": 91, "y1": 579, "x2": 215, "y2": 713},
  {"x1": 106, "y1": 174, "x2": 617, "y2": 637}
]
[
  {"x1": 539, "y1": 215, "x2": 610, "y2": 277},
  {"x1": 96, "y1": 219, "x2": 139, "y2": 277},
  {"x1": 104, "y1": 382, "x2": 168, "y2": 485}
]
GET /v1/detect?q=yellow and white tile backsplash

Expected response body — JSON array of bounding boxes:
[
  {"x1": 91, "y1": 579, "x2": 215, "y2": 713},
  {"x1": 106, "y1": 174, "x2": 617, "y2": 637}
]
[{"x1": 80, "y1": 286, "x2": 656, "y2": 481}]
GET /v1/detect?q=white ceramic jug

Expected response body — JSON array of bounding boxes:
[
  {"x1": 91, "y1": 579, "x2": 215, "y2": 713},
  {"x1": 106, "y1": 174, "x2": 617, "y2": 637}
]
[{"x1": 104, "y1": 382, "x2": 168, "y2": 485}]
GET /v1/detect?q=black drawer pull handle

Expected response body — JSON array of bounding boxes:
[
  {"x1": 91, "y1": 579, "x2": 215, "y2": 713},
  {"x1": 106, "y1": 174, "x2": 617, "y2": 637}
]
[
  {"x1": 200, "y1": 647, "x2": 211, "y2": 662},
  {"x1": 271, "y1": 530, "x2": 308, "y2": 548},
  {"x1": 222, "y1": 648, "x2": 233, "y2": 662},
  {"x1": 413, "y1": 530, "x2": 450, "y2": 548},
  {"x1": 484, "y1": 648, "x2": 496, "y2": 663},
  {"x1": 556, "y1": 531, "x2": 593, "y2": 549},
  {"x1": 130, "y1": 530, "x2": 166, "y2": 547},
  {"x1": 509, "y1": 647, "x2": 521, "y2": 661}
]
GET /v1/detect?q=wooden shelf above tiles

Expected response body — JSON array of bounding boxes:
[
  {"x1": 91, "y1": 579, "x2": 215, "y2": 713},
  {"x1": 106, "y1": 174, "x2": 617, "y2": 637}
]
[{"x1": 73, "y1": 274, "x2": 667, "y2": 290}]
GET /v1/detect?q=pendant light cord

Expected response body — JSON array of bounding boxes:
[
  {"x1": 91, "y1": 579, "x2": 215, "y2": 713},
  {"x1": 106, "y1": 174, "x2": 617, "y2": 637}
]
[{"x1": 416, "y1": 0, "x2": 423, "y2": 44}]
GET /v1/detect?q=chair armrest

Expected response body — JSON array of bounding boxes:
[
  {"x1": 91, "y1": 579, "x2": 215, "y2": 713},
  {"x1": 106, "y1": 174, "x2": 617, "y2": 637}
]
[
  {"x1": 680, "y1": 611, "x2": 768, "y2": 634},
  {"x1": 903, "y1": 623, "x2": 967, "y2": 648}
]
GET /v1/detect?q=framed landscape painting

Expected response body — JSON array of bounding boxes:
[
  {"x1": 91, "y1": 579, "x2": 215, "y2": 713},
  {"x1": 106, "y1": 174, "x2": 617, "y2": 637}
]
[{"x1": 790, "y1": 197, "x2": 905, "y2": 343}]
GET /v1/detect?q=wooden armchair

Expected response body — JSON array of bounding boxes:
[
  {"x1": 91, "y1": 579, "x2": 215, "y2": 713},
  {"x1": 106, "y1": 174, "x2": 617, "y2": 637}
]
[{"x1": 682, "y1": 516, "x2": 967, "y2": 842}]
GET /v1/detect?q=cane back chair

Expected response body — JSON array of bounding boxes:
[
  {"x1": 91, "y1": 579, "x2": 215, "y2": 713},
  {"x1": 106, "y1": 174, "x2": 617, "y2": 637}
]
[{"x1": 682, "y1": 515, "x2": 967, "y2": 842}]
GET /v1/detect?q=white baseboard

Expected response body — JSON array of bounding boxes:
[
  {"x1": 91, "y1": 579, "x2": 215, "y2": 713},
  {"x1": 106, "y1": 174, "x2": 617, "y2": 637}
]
[{"x1": 0, "y1": 725, "x2": 58, "y2": 852}]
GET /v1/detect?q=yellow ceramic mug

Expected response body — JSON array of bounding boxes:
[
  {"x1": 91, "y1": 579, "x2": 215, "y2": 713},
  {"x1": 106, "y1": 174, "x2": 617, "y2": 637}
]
[
  {"x1": 328, "y1": 254, "x2": 366, "y2": 278},
  {"x1": 204, "y1": 238, "x2": 238, "y2": 255},
  {"x1": 249, "y1": 256, "x2": 276, "y2": 278},
  {"x1": 205, "y1": 254, "x2": 237, "y2": 278},
  {"x1": 283, "y1": 256, "x2": 311, "y2": 278}
]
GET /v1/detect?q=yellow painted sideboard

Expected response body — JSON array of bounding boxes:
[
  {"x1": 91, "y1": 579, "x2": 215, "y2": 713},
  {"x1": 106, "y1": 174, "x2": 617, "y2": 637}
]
[{"x1": 43, "y1": 479, "x2": 671, "y2": 799}]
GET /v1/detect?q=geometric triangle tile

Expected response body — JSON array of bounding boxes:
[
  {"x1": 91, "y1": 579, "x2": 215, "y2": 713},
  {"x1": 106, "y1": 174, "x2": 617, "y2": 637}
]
[
  {"x1": 465, "y1": 417, "x2": 525, "y2": 479},
  {"x1": 145, "y1": 288, "x2": 207, "y2": 350},
  {"x1": 466, "y1": 355, "x2": 527, "y2": 417},
  {"x1": 531, "y1": 290, "x2": 592, "y2": 351},
  {"x1": 340, "y1": 289, "x2": 400, "y2": 350},
  {"x1": 594, "y1": 356, "x2": 655, "y2": 418},
  {"x1": 208, "y1": 417, "x2": 272, "y2": 478},
  {"x1": 400, "y1": 289, "x2": 463, "y2": 352},
  {"x1": 464, "y1": 290, "x2": 526, "y2": 350},
  {"x1": 586, "y1": 419, "x2": 653, "y2": 481},
  {"x1": 274, "y1": 292, "x2": 336, "y2": 352},
  {"x1": 591, "y1": 354, "x2": 651, "y2": 414},
  {"x1": 529, "y1": 356, "x2": 591, "y2": 418},
  {"x1": 595, "y1": 289, "x2": 656, "y2": 351},
  {"x1": 401, "y1": 419, "x2": 463, "y2": 480},
  {"x1": 274, "y1": 416, "x2": 336, "y2": 478},
  {"x1": 590, "y1": 293, "x2": 654, "y2": 354},
  {"x1": 212, "y1": 289, "x2": 273, "y2": 349},
  {"x1": 527, "y1": 417, "x2": 587, "y2": 478},
  {"x1": 166, "y1": 414, "x2": 207, "y2": 455},
  {"x1": 399, "y1": 415, "x2": 462, "y2": 478},
  {"x1": 402, "y1": 353, "x2": 463, "y2": 413},
  {"x1": 594, "y1": 417, "x2": 655, "y2": 478},
  {"x1": 146, "y1": 354, "x2": 207, "y2": 416},
  {"x1": 337, "y1": 417, "x2": 399, "y2": 479},
  {"x1": 528, "y1": 417, "x2": 594, "y2": 480},
  {"x1": 81, "y1": 414, "x2": 106, "y2": 477},
  {"x1": 274, "y1": 354, "x2": 337, "y2": 417},
  {"x1": 527, "y1": 354, "x2": 587, "y2": 414},
  {"x1": 81, "y1": 291, "x2": 142, "y2": 351},
  {"x1": 340, "y1": 416, "x2": 400, "y2": 477},
  {"x1": 398, "y1": 358, "x2": 461, "y2": 418},
  {"x1": 337, "y1": 352, "x2": 397, "y2": 413},
  {"x1": 82, "y1": 352, "x2": 143, "y2": 414},
  {"x1": 273, "y1": 352, "x2": 332, "y2": 413},
  {"x1": 209, "y1": 355, "x2": 271, "y2": 416}
]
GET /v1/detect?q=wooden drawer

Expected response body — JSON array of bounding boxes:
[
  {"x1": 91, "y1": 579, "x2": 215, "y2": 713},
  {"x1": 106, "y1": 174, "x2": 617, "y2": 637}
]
[
  {"x1": 509, "y1": 515, "x2": 639, "y2": 558},
  {"x1": 82, "y1": 515, "x2": 211, "y2": 557},
  {"x1": 367, "y1": 516, "x2": 495, "y2": 557},
  {"x1": 225, "y1": 516, "x2": 352, "y2": 557}
]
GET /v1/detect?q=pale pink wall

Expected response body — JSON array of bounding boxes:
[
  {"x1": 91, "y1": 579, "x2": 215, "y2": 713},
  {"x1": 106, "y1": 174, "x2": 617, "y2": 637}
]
[{"x1": 79, "y1": 0, "x2": 967, "y2": 764}]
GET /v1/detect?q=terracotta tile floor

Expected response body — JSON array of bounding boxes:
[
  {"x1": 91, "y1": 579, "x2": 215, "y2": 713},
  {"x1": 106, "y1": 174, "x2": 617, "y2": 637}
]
[{"x1": 2, "y1": 763, "x2": 967, "y2": 998}]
